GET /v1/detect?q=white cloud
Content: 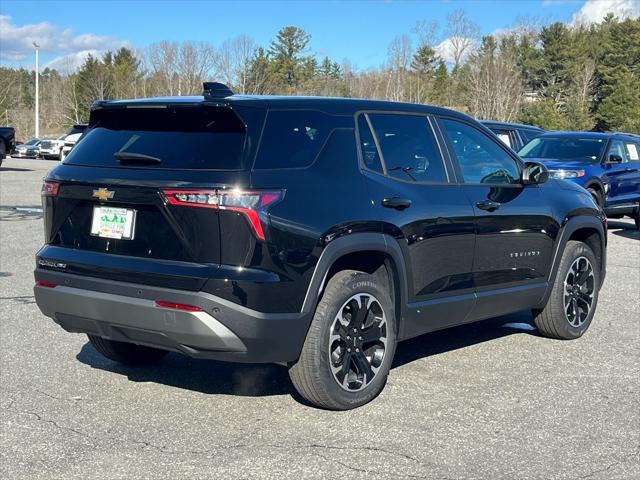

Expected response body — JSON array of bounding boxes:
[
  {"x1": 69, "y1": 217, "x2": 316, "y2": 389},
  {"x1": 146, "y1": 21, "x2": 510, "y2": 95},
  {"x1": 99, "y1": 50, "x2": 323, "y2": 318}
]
[
  {"x1": 44, "y1": 50, "x2": 102, "y2": 72},
  {"x1": 434, "y1": 36, "x2": 477, "y2": 65},
  {"x1": 571, "y1": 0, "x2": 640, "y2": 25},
  {"x1": 0, "y1": 15, "x2": 128, "y2": 67}
]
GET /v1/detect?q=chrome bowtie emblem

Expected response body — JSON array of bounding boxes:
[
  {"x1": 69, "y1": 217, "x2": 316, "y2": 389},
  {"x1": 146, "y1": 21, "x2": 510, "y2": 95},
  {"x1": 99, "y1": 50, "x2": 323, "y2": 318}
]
[{"x1": 92, "y1": 188, "x2": 114, "y2": 201}]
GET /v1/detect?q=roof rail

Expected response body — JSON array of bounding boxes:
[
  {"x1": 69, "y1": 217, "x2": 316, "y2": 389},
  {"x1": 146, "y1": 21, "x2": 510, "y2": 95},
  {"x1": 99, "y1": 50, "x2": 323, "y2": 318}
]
[{"x1": 203, "y1": 82, "x2": 234, "y2": 99}]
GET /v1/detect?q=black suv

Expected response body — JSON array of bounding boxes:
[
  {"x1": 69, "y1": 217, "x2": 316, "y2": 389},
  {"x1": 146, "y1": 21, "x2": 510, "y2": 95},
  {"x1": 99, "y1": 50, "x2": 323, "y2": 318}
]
[
  {"x1": 34, "y1": 83, "x2": 607, "y2": 410},
  {"x1": 481, "y1": 120, "x2": 545, "y2": 151}
]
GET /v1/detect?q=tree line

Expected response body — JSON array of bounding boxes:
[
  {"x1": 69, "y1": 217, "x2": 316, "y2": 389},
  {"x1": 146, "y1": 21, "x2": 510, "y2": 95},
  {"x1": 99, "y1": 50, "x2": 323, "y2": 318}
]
[{"x1": 1, "y1": 10, "x2": 638, "y2": 139}]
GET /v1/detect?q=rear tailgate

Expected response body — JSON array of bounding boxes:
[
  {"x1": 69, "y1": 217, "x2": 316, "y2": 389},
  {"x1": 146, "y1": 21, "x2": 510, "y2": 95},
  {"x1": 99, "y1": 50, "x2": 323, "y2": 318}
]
[{"x1": 39, "y1": 103, "x2": 263, "y2": 290}]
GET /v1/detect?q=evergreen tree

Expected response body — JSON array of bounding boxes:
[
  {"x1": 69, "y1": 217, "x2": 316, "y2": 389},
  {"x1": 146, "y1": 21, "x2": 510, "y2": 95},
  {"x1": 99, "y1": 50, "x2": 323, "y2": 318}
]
[
  {"x1": 268, "y1": 26, "x2": 311, "y2": 91},
  {"x1": 431, "y1": 61, "x2": 449, "y2": 106}
]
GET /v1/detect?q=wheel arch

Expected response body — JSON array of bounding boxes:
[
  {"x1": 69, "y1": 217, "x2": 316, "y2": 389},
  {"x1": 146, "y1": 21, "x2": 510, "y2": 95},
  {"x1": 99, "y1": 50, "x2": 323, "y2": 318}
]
[
  {"x1": 583, "y1": 178, "x2": 606, "y2": 204},
  {"x1": 537, "y1": 215, "x2": 606, "y2": 308},
  {"x1": 301, "y1": 233, "x2": 409, "y2": 333}
]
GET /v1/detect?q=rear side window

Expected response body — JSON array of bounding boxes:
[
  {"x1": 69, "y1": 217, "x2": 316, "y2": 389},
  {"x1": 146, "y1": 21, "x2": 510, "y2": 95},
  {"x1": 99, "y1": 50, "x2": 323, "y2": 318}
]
[
  {"x1": 441, "y1": 118, "x2": 520, "y2": 185},
  {"x1": 357, "y1": 115, "x2": 383, "y2": 173},
  {"x1": 368, "y1": 114, "x2": 447, "y2": 183},
  {"x1": 254, "y1": 110, "x2": 335, "y2": 169},
  {"x1": 64, "y1": 106, "x2": 246, "y2": 170},
  {"x1": 625, "y1": 142, "x2": 640, "y2": 161},
  {"x1": 492, "y1": 129, "x2": 513, "y2": 148}
]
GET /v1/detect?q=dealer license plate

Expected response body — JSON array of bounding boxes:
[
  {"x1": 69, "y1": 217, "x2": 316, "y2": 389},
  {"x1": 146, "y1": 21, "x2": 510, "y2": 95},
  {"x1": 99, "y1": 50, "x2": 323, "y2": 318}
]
[{"x1": 90, "y1": 206, "x2": 136, "y2": 240}]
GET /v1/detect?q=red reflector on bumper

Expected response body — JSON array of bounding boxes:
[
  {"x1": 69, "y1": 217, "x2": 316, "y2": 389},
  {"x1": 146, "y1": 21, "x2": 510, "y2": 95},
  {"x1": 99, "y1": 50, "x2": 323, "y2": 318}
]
[
  {"x1": 154, "y1": 300, "x2": 202, "y2": 312},
  {"x1": 36, "y1": 281, "x2": 57, "y2": 288}
]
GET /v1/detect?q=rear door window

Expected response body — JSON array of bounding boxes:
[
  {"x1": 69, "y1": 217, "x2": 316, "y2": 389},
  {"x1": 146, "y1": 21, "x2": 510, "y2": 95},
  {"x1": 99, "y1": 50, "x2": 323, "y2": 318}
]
[
  {"x1": 367, "y1": 113, "x2": 447, "y2": 183},
  {"x1": 254, "y1": 110, "x2": 337, "y2": 169},
  {"x1": 64, "y1": 106, "x2": 246, "y2": 170}
]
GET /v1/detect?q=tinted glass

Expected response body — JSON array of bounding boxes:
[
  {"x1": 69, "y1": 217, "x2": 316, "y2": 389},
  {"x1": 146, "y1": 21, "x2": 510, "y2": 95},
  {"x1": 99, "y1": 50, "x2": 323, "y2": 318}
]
[
  {"x1": 519, "y1": 136, "x2": 605, "y2": 163},
  {"x1": 254, "y1": 110, "x2": 335, "y2": 169},
  {"x1": 67, "y1": 126, "x2": 87, "y2": 135},
  {"x1": 64, "y1": 106, "x2": 246, "y2": 170},
  {"x1": 368, "y1": 114, "x2": 446, "y2": 183},
  {"x1": 518, "y1": 129, "x2": 540, "y2": 143},
  {"x1": 442, "y1": 119, "x2": 519, "y2": 184},
  {"x1": 357, "y1": 115, "x2": 383, "y2": 173},
  {"x1": 625, "y1": 142, "x2": 640, "y2": 162},
  {"x1": 492, "y1": 129, "x2": 513, "y2": 148},
  {"x1": 608, "y1": 140, "x2": 627, "y2": 162}
]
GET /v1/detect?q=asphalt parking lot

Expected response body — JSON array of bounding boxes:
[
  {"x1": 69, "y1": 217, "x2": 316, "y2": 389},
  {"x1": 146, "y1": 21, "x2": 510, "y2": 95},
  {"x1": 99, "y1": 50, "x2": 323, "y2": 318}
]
[{"x1": 1, "y1": 156, "x2": 638, "y2": 480}]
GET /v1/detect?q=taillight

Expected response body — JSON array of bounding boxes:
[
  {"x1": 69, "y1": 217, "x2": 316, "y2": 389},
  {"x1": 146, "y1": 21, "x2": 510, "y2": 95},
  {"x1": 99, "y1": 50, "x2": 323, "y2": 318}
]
[
  {"x1": 36, "y1": 281, "x2": 57, "y2": 288},
  {"x1": 162, "y1": 189, "x2": 283, "y2": 241},
  {"x1": 42, "y1": 181, "x2": 60, "y2": 197},
  {"x1": 155, "y1": 300, "x2": 202, "y2": 312}
]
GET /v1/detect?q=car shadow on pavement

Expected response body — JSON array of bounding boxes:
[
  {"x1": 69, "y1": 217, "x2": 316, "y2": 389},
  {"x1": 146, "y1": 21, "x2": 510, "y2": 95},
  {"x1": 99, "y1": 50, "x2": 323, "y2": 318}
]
[
  {"x1": 0, "y1": 167, "x2": 34, "y2": 172},
  {"x1": 392, "y1": 309, "x2": 538, "y2": 369},
  {"x1": 76, "y1": 310, "x2": 539, "y2": 402},
  {"x1": 607, "y1": 220, "x2": 639, "y2": 240}
]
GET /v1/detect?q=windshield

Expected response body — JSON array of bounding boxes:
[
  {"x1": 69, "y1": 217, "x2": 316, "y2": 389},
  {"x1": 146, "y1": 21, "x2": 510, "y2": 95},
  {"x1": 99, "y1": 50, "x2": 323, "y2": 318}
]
[
  {"x1": 519, "y1": 137, "x2": 606, "y2": 163},
  {"x1": 63, "y1": 106, "x2": 246, "y2": 170},
  {"x1": 25, "y1": 138, "x2": 39, "y2": 145}
]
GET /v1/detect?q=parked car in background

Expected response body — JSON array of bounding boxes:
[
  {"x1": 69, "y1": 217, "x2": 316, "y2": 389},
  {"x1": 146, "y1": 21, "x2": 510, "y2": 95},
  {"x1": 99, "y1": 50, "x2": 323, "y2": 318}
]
[
  {"x1": 34, "y1": 83, "x2": 607, "y2": 410},
  {"x1": 481, "y1": 120, "x2": 545, "y2": 151},
  {"x1": 0, "y1": 126, "x2": 16, "y2": 164},
  {"x1": 519, "y1": 131, "x2": 640, "y2": 228},
  {"x1": 13, "y1": 138, "x2": 41, "y2": 158},
  {"x1": 60, "y1": 123, "x2": 88, "y2": 161},
  {"x1": 39, "y1": 135, "x2": 66, "y2": 160}
]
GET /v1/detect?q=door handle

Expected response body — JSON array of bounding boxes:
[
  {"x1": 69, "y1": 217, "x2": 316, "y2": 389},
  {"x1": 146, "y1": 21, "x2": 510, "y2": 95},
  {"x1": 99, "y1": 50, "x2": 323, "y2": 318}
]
[
  {"x1": 476, "y1": 200, "x2": 501, "y2": 211},
  {"x1": 381, "y1": 197, "x2": 412, "y2": 210}
]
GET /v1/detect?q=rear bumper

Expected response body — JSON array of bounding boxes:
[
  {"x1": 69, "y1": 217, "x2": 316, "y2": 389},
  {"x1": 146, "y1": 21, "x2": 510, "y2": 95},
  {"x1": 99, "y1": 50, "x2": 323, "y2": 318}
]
[{"x1": 34, "y1": 269, "x2": 311, "y2": 364}]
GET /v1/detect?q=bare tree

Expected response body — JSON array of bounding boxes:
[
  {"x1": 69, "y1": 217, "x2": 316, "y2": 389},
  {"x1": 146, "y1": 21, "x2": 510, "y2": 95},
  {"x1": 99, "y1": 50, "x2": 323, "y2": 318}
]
[
  {"x1": 412, "y1": 19, "x2": 439, "y2": 48},
  {"x1": 178, "y1": 41, "x2": 218, "y2": 95},
  {"x1": 216, "y1": 35, "x2": 257, "y2": 94},
  {"x1": 445, "y1": 9, "x2": 480, "y2": 69},
  {"x1": 385, "y1": 35, "x2": 413, "y2": 101},
  {"x1": 466, "y1": 37, "x2": 524, "y2": 121},
  {"x1": 147, "y1": 41, "x2": 179, "y2": 95}
]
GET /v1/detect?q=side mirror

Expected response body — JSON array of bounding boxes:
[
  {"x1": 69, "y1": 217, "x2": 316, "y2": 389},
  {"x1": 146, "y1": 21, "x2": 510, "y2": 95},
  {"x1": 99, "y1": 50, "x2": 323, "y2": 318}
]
[
  {"x1": 522, "y1": 161, "x2": 549, "y2": 185},
  {"x1": 608, "y1": 154, "x2": 623, "y2": 163}
]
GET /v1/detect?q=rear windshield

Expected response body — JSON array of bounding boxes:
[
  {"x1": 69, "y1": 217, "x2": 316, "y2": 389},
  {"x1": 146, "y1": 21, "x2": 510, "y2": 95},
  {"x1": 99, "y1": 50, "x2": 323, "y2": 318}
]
[
  {"x1": 519, "y1": 136, "x2": 605, "y2": 163},
  {"x1": 64, "y1": 106, "x2": 246, "y2": 170}
]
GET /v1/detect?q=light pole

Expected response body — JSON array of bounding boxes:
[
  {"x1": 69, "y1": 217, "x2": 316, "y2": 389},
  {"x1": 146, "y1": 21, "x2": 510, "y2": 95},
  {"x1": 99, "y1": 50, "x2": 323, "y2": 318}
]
[{"x1": 33, "y1": 41, "x2": 40, "y2": 138}]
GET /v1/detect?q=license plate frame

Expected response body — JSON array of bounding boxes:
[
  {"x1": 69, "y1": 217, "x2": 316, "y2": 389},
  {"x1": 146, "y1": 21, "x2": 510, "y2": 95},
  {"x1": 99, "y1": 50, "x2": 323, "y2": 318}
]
[{"x1": 90, "y1": 206, "x2": 137, "y2": 240}]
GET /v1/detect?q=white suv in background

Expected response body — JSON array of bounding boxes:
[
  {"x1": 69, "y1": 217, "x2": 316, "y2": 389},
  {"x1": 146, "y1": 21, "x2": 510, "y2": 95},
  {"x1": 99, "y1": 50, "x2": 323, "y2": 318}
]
[
  {"x1": 38, "y1": 135, "x2": 66, "y2": 160},
  {"x1": 60, "y1": 123, "x2": 88, "y2": 161}
]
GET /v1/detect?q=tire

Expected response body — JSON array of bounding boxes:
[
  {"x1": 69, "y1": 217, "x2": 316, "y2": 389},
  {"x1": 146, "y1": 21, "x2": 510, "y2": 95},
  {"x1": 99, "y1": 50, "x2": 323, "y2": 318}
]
[
  {"x1": 587, "y1": 187, "x2": 603, "y2": 210},
  {"x1": 634, "y1": 206, "x2": 640, "y2": 230},
  {"x1": 289, "y1": 270, "x2": 397, "y2": 410},
  {"x1": 88, "y1": 335, "x2": 168, "y2": 365},
  {"x1": 533, "y1": 240, "x2": 600, "y2": 340}
]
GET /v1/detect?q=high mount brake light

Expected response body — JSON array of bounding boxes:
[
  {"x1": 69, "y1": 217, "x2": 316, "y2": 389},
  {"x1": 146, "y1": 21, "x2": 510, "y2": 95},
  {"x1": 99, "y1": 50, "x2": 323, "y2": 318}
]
[
  {"x1": 162, "y1": 189, "x2": 283, "y2": 241},
  {"x1": 42, "y1": 181, "x2": 60, "y2": 197}
]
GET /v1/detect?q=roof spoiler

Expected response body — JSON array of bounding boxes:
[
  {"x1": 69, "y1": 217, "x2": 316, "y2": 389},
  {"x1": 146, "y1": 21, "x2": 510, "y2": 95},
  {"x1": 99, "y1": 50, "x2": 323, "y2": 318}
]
[{"x1": 203, "y1": 82, "x2": 234, "y2": 99}]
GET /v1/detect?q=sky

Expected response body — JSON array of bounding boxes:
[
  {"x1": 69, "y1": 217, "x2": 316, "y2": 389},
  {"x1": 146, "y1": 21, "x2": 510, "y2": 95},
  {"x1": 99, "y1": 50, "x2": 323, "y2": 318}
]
[{"x1": 1, "y1": 0, "x2": 639, "y2": 72}]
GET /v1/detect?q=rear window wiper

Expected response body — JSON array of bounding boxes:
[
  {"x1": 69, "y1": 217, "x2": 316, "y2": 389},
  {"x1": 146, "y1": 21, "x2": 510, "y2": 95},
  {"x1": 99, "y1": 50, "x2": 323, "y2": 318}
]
[{"x1": 114, "y1": 151, "x2": 162, "y2": 164}]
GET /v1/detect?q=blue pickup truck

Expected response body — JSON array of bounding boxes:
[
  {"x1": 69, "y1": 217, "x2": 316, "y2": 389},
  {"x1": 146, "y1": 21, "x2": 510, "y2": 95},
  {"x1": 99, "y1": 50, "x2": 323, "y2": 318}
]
[{"x1": 519, "y1": 131, "x2": 640, "y2": 229}]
